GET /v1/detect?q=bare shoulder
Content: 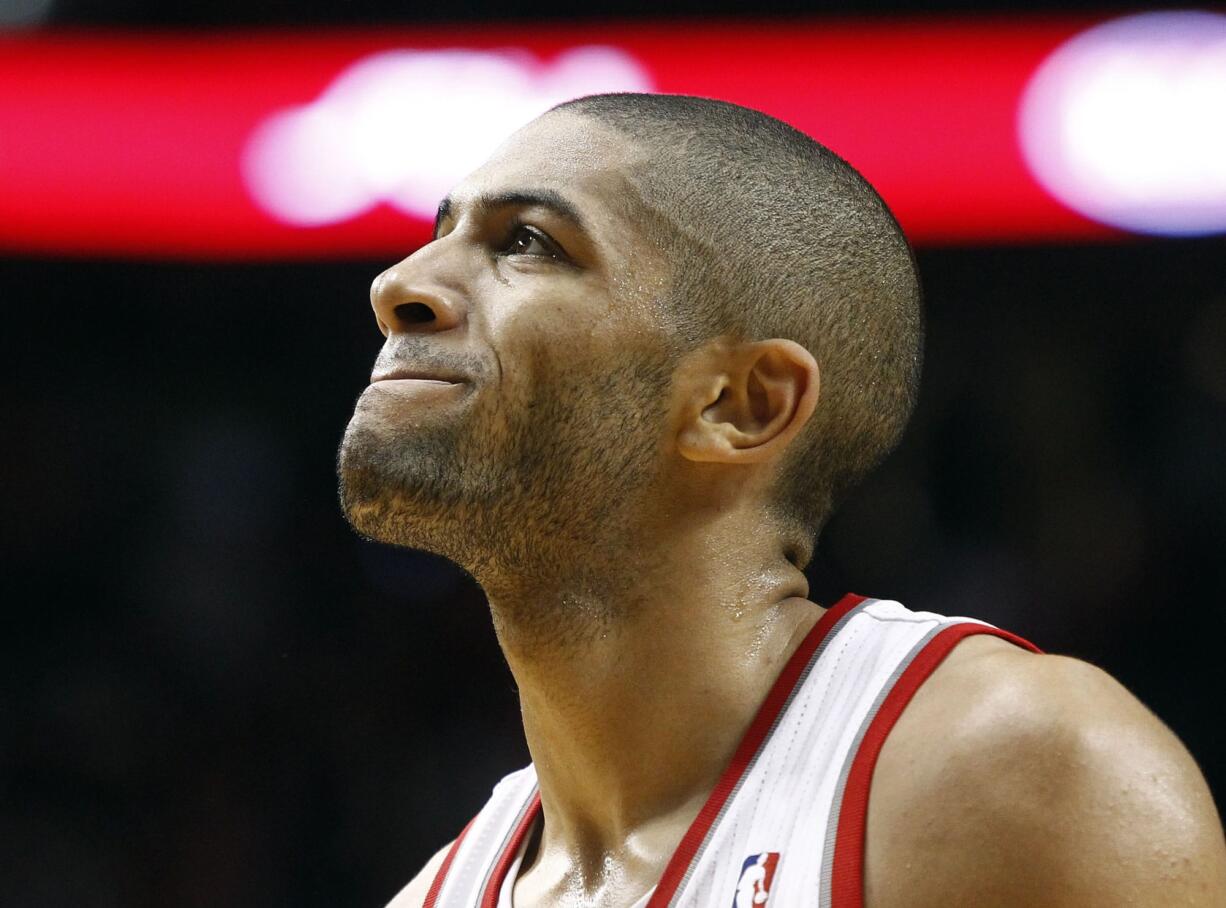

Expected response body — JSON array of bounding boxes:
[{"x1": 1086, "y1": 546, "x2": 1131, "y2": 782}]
[
  {"x1": 866, "y1": 634, "x2": 1226, "y2": 908},
  {"x1": 385, "y1": 840, "x2": 454, "y2": 908}
]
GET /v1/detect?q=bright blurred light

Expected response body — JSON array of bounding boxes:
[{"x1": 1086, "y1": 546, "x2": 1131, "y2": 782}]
[
  {"x1": 242, "y1": 47, "x2": 652, "y2": 227},
  {"x1": 1019, "y1": 11, "x2": 1226, "y2": 237}
]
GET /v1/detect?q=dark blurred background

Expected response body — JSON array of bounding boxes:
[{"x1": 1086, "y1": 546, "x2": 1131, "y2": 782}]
[{"x1": 3, "y1": 1, "x2": 1225, "y2": 906}]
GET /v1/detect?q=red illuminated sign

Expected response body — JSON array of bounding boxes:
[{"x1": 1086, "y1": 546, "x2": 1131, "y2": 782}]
[{"x1": 0, "y1": 18, "x2": 1199, "y2": 258}]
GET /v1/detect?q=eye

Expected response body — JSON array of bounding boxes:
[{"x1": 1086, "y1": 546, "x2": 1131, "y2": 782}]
[{"x1": 501, "y1": 223, "x2": 560, "y2": 259}]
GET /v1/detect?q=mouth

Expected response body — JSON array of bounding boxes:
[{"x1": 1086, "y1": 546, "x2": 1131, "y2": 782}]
[{"x1": 370, "y1": 367, "x2": 466, "y2": 385}]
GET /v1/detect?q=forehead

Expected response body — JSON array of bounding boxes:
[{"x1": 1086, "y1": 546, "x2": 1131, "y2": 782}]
[{"x1": 454, "y1": 112, "x2": 648, "y2": 228}]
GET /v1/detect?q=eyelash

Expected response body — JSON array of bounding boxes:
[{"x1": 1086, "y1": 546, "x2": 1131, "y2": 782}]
[{"x1": 500, "y1": 222, "x2": 563, "y2": 260}]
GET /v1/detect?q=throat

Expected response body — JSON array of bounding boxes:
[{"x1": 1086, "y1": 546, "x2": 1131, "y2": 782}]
[
  {"x1": 481, "y1": 512, "x2": 819, "y2": 877},
  {"x1": 498, "y1": 591, "x2": 824, "y2": 908},
  {"x1": 499, "y1": 588, "x2": 821, "y2": 869},
  {"x1": 508, "y1": 809, "x2": 665, "y2": 908}
]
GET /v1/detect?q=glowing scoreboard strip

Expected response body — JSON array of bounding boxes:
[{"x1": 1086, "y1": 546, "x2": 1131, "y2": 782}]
[{"x1": 1, "y1": 12, "x2": 1224, "y2": 259}]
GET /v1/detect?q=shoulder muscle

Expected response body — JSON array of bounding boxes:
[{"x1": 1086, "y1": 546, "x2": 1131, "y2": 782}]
[
  {"x1": 867, "y1": 636, "x2": 1226, "y2": 907},
  {"x1": 386, "y1": 840, "x2": 454, "y2": 908}
]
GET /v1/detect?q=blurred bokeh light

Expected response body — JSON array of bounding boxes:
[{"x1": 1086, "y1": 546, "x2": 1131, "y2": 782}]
[{"x1": 1020, "y1": 11, "x2": 1226, "y2": 236}]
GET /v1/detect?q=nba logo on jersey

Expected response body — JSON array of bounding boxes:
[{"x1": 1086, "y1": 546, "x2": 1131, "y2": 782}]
[{"x1": 732, "y1": 852, "x2": 780, "y2": 907}]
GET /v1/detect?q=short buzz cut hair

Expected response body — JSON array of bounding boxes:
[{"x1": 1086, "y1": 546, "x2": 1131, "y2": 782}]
[{"x1": 552, "y1": 93, "x2": 924, "y2": 562}]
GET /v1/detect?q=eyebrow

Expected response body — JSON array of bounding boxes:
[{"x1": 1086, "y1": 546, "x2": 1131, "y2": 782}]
[{"x1": 432, "y1": 189, "x2": 588, "y2": 239}]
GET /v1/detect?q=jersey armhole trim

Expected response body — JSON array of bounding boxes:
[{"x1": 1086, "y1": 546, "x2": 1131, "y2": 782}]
[
  {"x1": 423, "y1": 815, "x2": 478, "y2": 908},
  {"x1": 827, "y1": 622, "x2": 1042, "y2": 908}
]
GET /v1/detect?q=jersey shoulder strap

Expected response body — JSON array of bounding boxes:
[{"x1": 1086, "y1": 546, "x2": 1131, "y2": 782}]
[
  {"x1": 643, "y1": 595, "x2": 1039, "y2": 908},
  {"x1": 423, "y1": 765, "x2": 539, "y2": 908},
  {"x1": 824, "y1": 601, "x2": 1039, "y2": 907}
]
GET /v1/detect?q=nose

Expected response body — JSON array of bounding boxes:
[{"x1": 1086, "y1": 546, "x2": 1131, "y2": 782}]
[{"x1": 369, "y1": 257, "x2": 467, "y2": 336}]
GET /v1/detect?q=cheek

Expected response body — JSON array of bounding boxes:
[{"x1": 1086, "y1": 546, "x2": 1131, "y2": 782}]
[
  {"x1": 479, "y1": 280, "x2": 674, "y2": 427},
  {"x1": 489, "y1": 293, "x2": 607, "y2": 384}
]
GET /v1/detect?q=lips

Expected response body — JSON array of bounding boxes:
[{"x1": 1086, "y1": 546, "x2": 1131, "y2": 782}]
[{"x1": 370, "y1": 366, "x2": 466, "y2": 384}]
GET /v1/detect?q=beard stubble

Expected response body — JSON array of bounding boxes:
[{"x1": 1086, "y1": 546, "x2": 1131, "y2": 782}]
[{"x1": 337, "y1": 343, "x2": 677, "y2": 604}]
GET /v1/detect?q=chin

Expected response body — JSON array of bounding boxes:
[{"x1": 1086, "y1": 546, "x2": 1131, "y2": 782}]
[
  {"x1": 339, "y1": 480, "x2": 455, "y2": 553},
  {"x1": 336, "y1": 427, "x2": 470, "y2": 558}
]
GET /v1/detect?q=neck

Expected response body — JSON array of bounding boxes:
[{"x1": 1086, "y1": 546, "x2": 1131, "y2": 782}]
[{"x1": 477, "y1": 504, "x2": 823, "y2": 875}]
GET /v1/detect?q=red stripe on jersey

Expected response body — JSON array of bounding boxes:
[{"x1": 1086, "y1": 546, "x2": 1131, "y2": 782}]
[
  {"x1": 647, "y1": 592, "x2": 868, "y2": 907},
  {"x1": 423, "y1": 815, "x2": 478, "y2": 908},
  {"x1": 479, "y1": 790, "x2": 543, "y2": 908},
  {"x1": 827, "y1": 622, "x2": 1042, "y2": 908}
]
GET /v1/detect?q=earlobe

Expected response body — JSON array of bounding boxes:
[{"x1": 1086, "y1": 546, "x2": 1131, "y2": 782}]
[{"x1": 677, "y1": 339, "x2": 820, "y2": 465}]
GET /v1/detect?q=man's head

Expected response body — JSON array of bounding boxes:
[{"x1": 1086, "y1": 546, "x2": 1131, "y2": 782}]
[{"x1": 338, "y1": 93, "x2": 922, "y2": 585}]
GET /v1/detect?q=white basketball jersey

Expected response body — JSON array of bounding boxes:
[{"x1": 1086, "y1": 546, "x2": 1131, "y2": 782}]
[{"x1": 422, "y1": 594, "x2": 1038, "y2": 908}]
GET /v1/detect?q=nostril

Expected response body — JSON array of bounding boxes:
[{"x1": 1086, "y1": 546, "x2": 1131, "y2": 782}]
[{"x1": 395, "y1": 302, "x2": 435, "y2": 324}]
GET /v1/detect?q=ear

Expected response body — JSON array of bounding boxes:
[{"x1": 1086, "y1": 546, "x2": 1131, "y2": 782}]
[{"x1": 677, "y1": 339, "x2": 820, "y2": 464}]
